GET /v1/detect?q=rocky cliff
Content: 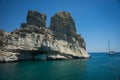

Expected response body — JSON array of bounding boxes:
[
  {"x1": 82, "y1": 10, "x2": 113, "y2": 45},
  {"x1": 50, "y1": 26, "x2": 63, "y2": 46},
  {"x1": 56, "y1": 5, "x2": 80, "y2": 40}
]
[{"x1": 0, "y1": 10, "x2": 90, "y2": 62}]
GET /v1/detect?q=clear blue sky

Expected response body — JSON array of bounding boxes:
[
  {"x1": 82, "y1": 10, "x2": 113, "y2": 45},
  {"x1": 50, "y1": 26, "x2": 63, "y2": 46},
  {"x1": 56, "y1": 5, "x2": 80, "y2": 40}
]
[{"x1": 0, "y1": 0, "x2": 120, "y2": 52}]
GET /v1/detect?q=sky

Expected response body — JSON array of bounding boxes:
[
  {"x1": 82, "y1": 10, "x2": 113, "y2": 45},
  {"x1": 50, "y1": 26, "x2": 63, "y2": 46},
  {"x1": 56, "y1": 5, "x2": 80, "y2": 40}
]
[{"x1": 0, "y1": 0, "x2": 120, "y2": 52}]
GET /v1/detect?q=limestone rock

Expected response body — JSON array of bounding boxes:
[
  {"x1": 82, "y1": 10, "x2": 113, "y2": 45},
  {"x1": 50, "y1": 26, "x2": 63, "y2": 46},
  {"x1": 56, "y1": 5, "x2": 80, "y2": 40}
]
[
  {"x1": 0, "y1": 10, "x2": 90, "y2": 62},
  {"x1": 27, "y1": 10, "x2": 46, "y2": 27},
  {"x1": 0, "y1": 30, "x2": 9, "y2": 48},
  {"x1": 50, "y1": 11, "x2": 76, "y2": 36},
  {"x1": 0, "y1": 50, "x2": 33, "y2": 62}
]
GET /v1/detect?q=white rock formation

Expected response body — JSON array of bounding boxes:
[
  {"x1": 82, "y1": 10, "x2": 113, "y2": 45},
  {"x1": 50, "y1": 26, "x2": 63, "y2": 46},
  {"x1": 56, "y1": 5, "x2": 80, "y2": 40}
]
[{"x1": 0, "y1": 10, "x2": 90, "y2": 62}]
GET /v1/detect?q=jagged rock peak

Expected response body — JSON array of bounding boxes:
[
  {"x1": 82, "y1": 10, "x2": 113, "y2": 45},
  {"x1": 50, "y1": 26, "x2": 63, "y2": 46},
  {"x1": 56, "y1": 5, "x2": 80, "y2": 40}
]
[
  {"x1": 50, "y1": 11, "x2": 76, "y2": 36},
  {"x1": 55, "y1": 12, "x2": 71, "y2": 18},
  {"x1": 27, "y1": 10, "x2": 47, "y2": 27}
]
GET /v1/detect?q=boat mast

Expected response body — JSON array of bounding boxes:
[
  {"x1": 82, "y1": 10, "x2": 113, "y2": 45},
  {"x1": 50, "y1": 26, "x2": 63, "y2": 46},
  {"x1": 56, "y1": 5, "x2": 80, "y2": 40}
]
[{"x1": 108, "y1": 41, "x2": 110, "y2": 53}]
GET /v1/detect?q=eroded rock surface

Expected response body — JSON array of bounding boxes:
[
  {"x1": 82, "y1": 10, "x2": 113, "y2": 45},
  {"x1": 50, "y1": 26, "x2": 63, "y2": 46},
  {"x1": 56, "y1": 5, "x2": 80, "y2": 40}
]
[
  {"x1": 50, "y1": 12, "x2": 76, "y2": 36},
  {"x1": 0, "y1": 10, "x2": 90, "y2": 62},
  {"x1": 0, "y1": 30, "x2": 9, "y2": 48},
  {"x1": 27, "y1": 10, "x2": 46, "y2": 27}
]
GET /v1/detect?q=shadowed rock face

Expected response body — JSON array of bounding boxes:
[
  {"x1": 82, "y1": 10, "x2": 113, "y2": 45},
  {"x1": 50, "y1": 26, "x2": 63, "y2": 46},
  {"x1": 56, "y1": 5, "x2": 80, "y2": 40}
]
[
  {"x1": 50, "y1": 12, "x2": 76, "y2": 36},
  {"x1": 0, "y1": 30, "x2": 9, "y2": 48},
  {"x1": 27, "y1": 10, "x2": 46, "y2": 27},
  {"x1": 0, "y1": 10, "x2": 90, "y2": 62}
]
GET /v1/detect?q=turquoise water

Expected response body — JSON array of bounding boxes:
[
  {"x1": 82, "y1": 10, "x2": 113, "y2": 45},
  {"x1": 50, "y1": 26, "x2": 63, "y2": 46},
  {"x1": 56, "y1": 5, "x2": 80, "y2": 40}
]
[{"x1": 0, "y1": 53, "x2": 120, "y2": 80}]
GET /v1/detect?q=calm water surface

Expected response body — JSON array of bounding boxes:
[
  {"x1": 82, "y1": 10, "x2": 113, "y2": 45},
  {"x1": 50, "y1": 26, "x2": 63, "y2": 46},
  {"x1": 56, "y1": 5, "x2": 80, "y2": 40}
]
[{"x1": 0, "y1": 53, "x2": 120, "y2": 80}]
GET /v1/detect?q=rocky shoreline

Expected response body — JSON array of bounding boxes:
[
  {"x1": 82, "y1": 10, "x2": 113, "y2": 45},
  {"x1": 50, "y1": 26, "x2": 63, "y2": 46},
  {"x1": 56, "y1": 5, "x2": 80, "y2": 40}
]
[{"x1": 0, "y1": 10, "x2": 90, "y2": 62}]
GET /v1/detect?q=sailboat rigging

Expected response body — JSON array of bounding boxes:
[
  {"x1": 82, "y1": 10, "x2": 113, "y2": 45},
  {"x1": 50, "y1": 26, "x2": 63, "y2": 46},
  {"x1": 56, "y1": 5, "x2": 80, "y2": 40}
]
[{"x1": 107, "y1": 41, "x2": 115, "y2": 54}]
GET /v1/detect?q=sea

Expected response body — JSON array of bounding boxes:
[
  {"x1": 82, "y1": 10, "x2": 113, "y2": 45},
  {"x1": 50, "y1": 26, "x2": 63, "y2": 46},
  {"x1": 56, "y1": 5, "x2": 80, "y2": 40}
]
[{"x1": 0, "y1": 52, "x2": 120, "y2": 80}]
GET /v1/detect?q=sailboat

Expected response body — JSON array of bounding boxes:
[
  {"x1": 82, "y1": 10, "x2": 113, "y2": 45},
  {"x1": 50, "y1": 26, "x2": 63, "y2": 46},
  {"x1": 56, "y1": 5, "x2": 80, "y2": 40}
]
[{"x1": 107, "y1": 41, "x2": 115, "y2": 55}]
